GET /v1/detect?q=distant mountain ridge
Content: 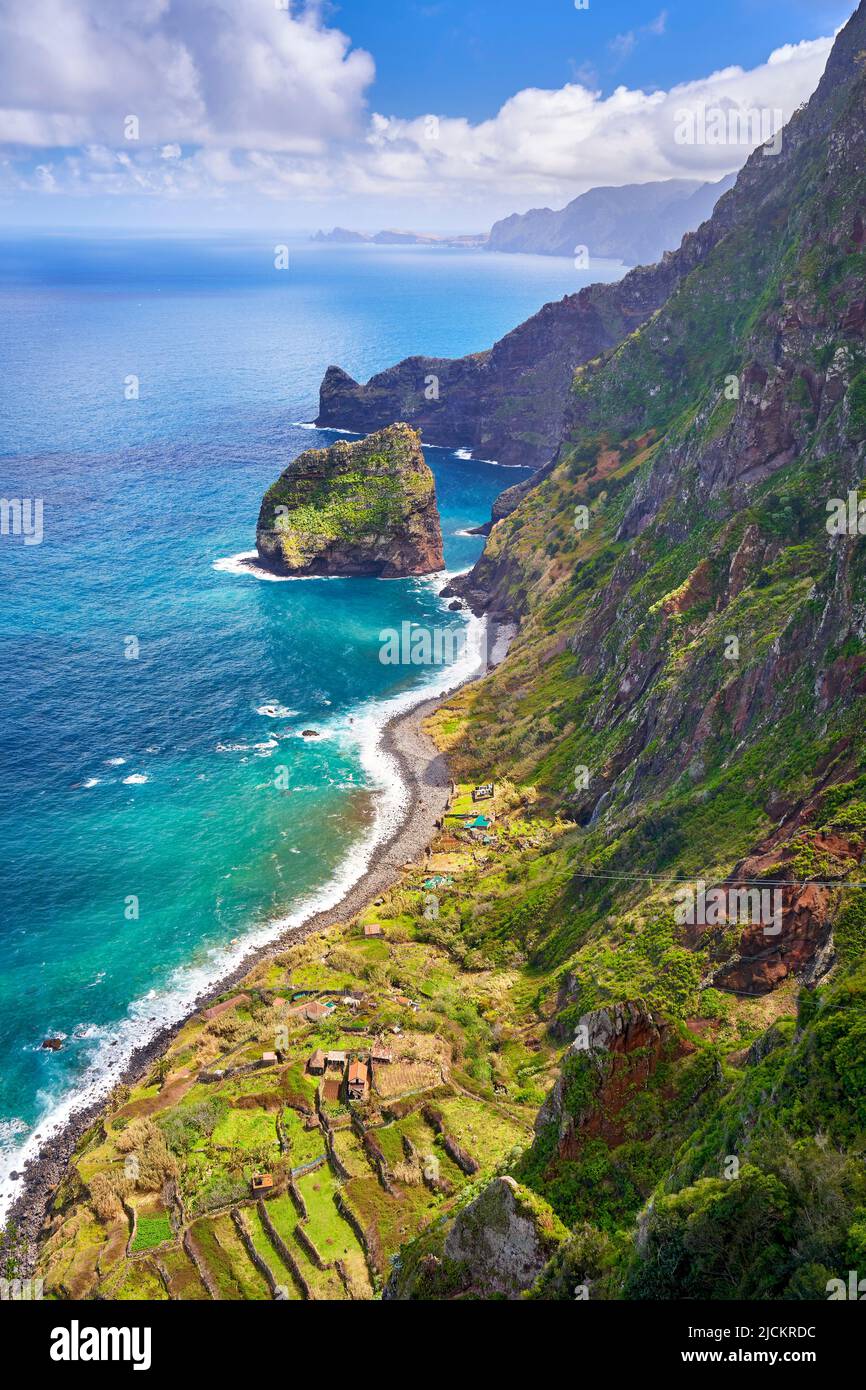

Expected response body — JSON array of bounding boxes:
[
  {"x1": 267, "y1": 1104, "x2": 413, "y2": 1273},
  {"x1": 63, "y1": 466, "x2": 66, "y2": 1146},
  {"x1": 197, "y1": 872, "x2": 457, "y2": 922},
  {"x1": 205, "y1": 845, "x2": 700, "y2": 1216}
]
[
  {"x1": 487, "y1": 174, "x2": 737, "y2": 264},
  {"x1": 312, "y1": 227, "x2": 486, "y2": 248},
  {"x1": 313, "y1": 175, "x2": 737, "y2": 267}
]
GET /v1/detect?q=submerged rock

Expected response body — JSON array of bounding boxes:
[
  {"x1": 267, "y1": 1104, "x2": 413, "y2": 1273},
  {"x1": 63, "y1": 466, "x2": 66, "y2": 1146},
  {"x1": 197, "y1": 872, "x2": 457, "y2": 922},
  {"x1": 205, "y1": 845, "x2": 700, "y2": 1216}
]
[{"x1": 255, "y1": 423, "x2": 444, "y2": 578}]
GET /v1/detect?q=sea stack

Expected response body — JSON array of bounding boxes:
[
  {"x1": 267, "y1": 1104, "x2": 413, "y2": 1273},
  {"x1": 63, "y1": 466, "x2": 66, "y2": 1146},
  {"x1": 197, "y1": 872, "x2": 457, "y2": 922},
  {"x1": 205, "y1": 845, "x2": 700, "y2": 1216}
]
[{"x1": 255, "y1": 423, "x2": 444, "y2": 578}]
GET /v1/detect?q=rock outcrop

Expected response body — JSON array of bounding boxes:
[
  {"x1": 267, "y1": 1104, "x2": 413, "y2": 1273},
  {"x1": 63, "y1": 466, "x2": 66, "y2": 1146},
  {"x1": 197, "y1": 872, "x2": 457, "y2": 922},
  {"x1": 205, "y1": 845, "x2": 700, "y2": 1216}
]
[
  {"x1": 315, "y1": 175, "x2": 750, "y2": 471},
  {"x1": 384, "y1": 1176, "x2": 567, "y2": 1300},
  {"x1": 439, "y1": 1176, "x2": 566, "y2": 1297},
  {"x1": 315, "y1": 252, "x2": 696, "y2": 470},
  {"x1": 536, "y1": 1000, "x2": 675, "y2": 1154},
  {"x1": 255, "y1": 424, "x2": 443, "y2": 578}
]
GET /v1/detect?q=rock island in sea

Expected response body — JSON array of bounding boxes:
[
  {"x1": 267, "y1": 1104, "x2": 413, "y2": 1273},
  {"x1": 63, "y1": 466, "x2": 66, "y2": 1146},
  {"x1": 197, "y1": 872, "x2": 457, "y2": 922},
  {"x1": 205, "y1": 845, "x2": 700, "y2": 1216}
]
[{"x1": 255, "y1": 422, "x2": 444, "y2": 578}]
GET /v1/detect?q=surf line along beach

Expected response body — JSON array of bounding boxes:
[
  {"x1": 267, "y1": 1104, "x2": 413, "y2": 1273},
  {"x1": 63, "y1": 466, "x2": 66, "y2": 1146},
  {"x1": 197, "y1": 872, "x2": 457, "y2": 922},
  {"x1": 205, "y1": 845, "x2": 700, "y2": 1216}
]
[{"x1": 5, "y1": 609, "x2": 513, "y2": 1272}]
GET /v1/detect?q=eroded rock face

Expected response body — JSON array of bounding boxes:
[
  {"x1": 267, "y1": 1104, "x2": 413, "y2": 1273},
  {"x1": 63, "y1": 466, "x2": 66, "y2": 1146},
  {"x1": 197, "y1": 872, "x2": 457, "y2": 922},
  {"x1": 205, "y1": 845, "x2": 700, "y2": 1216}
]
[
  {"x1": 440, "y1": 1176, "x2": 566, "y2": 1298},
  {"x1": 383, "y1": 1175, "x2": 567, "y2": 1300},
  {"x1": 255, "y1": 423, "x2": 443, "y2": 578},
  {"x1": 695, "y1": 827, "x2": 860, "y2": 995},
  {"x1": 536, "y1": 1000, "x2": 677, "y2": 1153},
  {"x1": 315, "y1": 247, "x2": 711, "y2": 470}
]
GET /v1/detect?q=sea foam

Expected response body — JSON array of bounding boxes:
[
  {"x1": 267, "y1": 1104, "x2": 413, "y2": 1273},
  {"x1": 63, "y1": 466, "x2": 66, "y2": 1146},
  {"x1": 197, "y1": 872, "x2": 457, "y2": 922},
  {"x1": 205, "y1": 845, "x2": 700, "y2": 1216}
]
[{"x1": 0, "y1": 582, "x2": 487, "y2": 1223}]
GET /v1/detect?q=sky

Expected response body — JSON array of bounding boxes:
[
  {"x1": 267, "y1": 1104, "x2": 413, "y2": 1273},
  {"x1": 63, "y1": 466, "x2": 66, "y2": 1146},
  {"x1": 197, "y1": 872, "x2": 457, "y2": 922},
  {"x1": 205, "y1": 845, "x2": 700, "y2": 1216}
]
[{"x1": 0, "y1": 0, "x2": 856, "y2": 233}]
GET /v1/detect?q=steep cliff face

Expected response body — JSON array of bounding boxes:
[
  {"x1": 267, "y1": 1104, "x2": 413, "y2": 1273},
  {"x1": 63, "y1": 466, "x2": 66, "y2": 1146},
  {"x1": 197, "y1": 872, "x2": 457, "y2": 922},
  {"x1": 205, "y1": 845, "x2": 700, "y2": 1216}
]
[
  {"x1": 255, "y1": 424, "x2": 443, "y2": 578},
  {"x1": 441, "y1": 0, "x2": 866, "y2": 871},
  {"x1": 316, "y1": 216, "x2": 734, "y2": 469},
  {"x1": 315, "y1": 141, "x2": 820, "y2": 474},
  {"x1": 534, "y1": 1000, "x2": 681, "y2": 1153},
  {"x1": 384, "y1": 1176, "x2": 568, "y2": 1300},
  {"x1": 379, "y1": 3, "x2": 866, "y2": 1305}
]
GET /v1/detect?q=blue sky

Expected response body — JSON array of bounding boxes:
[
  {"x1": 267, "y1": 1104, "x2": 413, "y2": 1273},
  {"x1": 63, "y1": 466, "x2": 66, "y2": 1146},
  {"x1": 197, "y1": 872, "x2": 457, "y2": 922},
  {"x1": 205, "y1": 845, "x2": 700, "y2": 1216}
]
[
  {"x1": 335, "y1": 0, "x2": 852, "y2": 121},
  {"x1": 0, "y1": 0, "x2": 855, "y2": 231}
]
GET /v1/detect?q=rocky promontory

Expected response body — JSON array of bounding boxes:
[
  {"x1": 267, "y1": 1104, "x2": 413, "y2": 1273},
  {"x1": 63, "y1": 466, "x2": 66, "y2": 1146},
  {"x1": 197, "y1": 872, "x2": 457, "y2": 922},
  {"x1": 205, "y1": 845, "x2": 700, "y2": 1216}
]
[
  {"x1": 255, "y1": 424, "x2": 444, "y2": 578},
  {"x1": 315, "y1": 186, "x2": 741, "y2": 469}
]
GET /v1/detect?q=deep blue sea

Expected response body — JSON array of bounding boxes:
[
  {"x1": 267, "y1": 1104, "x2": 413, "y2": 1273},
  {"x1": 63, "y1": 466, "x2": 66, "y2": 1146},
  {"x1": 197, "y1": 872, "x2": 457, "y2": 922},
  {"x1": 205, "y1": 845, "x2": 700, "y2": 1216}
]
[{"x1": 0, "y1": 233, "x2": 623, "y2": 1214}]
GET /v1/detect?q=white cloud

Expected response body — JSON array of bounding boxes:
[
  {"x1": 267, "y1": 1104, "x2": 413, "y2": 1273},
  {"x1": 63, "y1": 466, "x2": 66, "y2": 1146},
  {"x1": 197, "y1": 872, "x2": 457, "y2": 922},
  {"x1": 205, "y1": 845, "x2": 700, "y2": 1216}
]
[
  {"x1": 352, "y1": 33, "x2": 835, "y2": 210},
  {"x1": 0, "y1": 0, "x2": 374, "y2": 149},
  {"x1": 0, "y1": 5, "x2": 838, "y2": 223},
  {"x1": 609, "y1": 32, "x2": 638, "y2": 64},
  {"x1": 609, "y1": 8, "x2": 668, "y2": 67},
  {"x1": 646, "y1": 11, "x2": 669, "y2": 39}
]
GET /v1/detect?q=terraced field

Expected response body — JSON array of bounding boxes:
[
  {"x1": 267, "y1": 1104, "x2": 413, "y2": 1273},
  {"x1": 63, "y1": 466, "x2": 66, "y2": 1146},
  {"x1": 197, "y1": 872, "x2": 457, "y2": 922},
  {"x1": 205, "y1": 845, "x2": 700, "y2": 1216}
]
[{"x1": 34, "y1": 782, "x2": 560, "y2": 1300}]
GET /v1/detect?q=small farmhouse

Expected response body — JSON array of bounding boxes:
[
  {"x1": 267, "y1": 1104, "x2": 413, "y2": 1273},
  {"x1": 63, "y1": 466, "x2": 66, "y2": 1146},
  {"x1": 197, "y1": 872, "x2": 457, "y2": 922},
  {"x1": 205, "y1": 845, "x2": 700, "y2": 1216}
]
[
  {"x1": 307, "y1": 1049, "x2": 326, "y2": 1074},
  {"x1": 304, "y1": 1000, "x2": 331, "y2": 1022},
  {"x1": 347, "y1": 1059, "x2": 369, "y2": 1101}
]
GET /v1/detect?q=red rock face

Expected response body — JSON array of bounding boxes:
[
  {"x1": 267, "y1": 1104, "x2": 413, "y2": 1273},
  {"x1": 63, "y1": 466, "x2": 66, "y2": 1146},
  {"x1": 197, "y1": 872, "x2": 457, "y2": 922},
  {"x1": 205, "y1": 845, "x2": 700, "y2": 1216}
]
[
  {"x1": 662, "y1": 560, "x2": 714, "y2": 616},
  {"x1": 711, "y1": 882, "x2": 833, "y2": 995},
  {"x1": 540, "y1": 1001, "x2": 694, "y2": 1155},
  {"x1": 686, "y1": 829, "x2": 863, "y2": 996}
]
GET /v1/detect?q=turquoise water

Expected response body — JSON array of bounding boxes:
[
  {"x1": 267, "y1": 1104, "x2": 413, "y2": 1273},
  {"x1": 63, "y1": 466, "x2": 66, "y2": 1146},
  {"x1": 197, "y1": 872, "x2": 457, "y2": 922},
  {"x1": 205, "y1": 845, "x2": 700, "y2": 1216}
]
[{"x1": 0, "y1": 234, "x2": 622, "y2": 1211}]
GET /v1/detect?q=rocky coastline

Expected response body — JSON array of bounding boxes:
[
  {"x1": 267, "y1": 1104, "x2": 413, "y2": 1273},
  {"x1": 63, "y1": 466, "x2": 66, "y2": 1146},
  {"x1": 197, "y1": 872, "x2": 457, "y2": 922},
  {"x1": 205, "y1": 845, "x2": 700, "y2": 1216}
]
[{"x1": 6, "y1": 611, "x2": 512, "y2": 1275}]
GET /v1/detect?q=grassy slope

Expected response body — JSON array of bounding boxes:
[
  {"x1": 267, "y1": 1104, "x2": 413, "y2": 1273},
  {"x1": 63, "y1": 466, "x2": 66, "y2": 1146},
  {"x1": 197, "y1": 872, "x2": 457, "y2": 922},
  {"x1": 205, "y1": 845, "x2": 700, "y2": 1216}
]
[
  {"x1": 16, "y1": 10, "x2": 866, "y2": 1308},
  {"x1": 390, "y1": 27, "x2": 866, "y2": 1299}
]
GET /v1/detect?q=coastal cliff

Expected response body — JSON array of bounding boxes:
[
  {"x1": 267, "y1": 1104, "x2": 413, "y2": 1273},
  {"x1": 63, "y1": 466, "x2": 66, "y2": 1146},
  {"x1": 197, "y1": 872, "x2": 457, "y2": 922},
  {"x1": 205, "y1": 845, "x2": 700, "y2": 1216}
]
[
  {"x1": 315, "y1": 187, "x2": 745, "y2": 469},
  {"x1": 17, "y1": 0, "x2": 866, "y2": 1311},
  {"x1": 377, "y1": 0, "x2": 866, "y2": 1302},
  {"x1": 255, "y1": 424, "x2": 444, "y2": 578}
]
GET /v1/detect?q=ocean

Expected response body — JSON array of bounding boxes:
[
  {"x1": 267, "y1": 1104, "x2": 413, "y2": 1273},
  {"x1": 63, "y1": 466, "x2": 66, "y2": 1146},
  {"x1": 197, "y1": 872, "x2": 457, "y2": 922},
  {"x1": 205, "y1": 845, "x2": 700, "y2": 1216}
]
[{"x1": 0, "y1": 232, "x2": 623, "y2": 1217}]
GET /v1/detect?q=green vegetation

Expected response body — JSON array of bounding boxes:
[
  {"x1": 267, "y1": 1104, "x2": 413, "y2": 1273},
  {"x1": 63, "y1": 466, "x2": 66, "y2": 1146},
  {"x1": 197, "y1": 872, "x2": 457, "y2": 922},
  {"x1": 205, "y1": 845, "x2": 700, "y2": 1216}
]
[
  {"x1": 130, "y1": 1212, "x2": 173, "y2": 1253},
  {"x1": 21, "y1": 12, "x2": 866, "y2": 1306}
]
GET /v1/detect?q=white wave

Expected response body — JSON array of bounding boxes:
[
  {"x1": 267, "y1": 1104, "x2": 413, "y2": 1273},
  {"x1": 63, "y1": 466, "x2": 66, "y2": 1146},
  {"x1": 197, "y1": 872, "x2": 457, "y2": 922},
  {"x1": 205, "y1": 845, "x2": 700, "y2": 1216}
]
[
  {"x1": 256, "y1": 704, "x2": 297, "y2": 719},
  {"x1": 122, "y1": 773, "x2": 148, "y2": 785},
  {"x1": 213, "y1": 551, "x2": 340, "y2": 583},
  {"x1": 291, "y1": 422, "x2": 358, "y2": 435},
  {"x1": 105, "y1": 757, "x2": 126, "y2": 767},
  {"x1": 0, "y1": 593, "x2": 489, "y2": 1225},
  {"x1": 452, "y1": 447, "x2": 524, "y2": 467},
  {"x1": 82, "y1": 778, "x2": 100, "y2": 789}
]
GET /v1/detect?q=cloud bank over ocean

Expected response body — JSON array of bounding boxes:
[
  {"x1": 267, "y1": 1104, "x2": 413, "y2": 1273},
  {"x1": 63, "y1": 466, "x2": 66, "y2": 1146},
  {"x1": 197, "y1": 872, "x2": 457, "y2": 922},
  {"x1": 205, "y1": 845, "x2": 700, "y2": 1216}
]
[{"x1": 0, "y1": 0, "x2": 838, "y2": 225}]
